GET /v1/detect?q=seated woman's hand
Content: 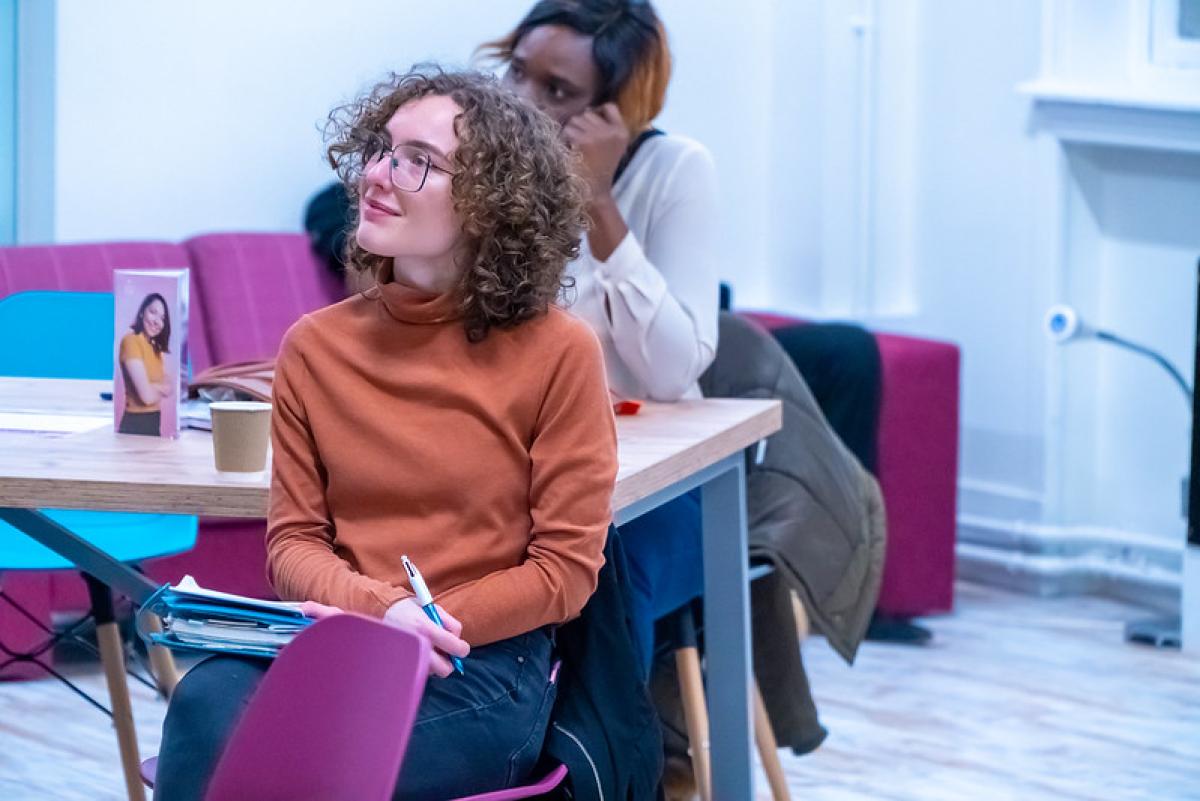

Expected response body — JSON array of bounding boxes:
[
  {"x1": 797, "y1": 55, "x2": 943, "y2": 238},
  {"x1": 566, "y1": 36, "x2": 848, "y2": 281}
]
[
  {"x1": 299, "y1": 600, "x2": 344, "y2": 619},
  {"x1": 384, "y1": 598, "x2": 470, "y2": 678}
]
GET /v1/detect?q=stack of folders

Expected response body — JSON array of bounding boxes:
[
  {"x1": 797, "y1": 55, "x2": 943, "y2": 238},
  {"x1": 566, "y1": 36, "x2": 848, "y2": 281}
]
[{"x1": 137, "y1": 575, "x2": 311, "y2": 659}]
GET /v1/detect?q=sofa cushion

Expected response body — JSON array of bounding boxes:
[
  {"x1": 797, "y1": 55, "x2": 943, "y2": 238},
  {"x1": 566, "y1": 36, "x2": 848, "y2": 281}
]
[
  {"x1": 185, "y1": 233, "x2": 344, "y2": 364},
  {"x1": 0, "y1": 241, "x2": 214, "y2": 371}
]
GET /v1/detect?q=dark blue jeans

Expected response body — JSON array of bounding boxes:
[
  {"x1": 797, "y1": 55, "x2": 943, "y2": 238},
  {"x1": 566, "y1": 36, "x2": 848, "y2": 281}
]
[
  {"x1": 619, "y1": 489, "x2": 704, "y2": 676},
  {"x1": 153, "y1": 627, "x2": 557, "y2": 801}
]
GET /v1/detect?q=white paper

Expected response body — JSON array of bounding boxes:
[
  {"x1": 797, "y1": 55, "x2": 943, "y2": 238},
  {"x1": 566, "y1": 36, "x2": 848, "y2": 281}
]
[
  {"x1": 0, "y1": 412, "x2": 110, "y2": 434},
  {"x1": 174, "y1": 575, "x2": 305, "y2": 615}
]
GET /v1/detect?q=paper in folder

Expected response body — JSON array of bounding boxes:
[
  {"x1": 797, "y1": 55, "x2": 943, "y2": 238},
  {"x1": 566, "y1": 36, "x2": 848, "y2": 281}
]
[{"x1": 137, "y1": 575, "x2": 312, "y2": 658}]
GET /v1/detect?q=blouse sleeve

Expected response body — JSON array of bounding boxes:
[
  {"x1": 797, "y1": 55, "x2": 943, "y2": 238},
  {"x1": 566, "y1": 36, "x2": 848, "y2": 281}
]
[{"x1": 590, "y1": 142, "x2": 720, "y2": 401}]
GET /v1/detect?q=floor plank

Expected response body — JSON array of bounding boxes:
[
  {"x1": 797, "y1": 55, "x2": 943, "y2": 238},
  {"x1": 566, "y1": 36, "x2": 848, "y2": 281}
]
[{"x1": 1, "y1": 582, "x2": 1197, "y2": 800}]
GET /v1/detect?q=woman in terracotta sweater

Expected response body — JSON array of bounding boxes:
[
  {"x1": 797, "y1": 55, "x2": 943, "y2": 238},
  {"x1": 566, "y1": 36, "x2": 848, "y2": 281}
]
[{"x1": 154, "y1": 67, "x2": 618, "y2": 801}]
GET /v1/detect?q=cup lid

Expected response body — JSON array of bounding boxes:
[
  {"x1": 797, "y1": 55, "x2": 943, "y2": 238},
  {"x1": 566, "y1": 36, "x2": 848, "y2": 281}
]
[{"x1": 209, "y1": 401, "x2": 272, "y2": 412}]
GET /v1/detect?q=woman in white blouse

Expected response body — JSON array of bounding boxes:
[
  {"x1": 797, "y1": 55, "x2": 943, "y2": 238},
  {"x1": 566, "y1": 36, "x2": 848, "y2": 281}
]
[{"x1": 481, "y1": 0, "x2": 717, "y2": 673}]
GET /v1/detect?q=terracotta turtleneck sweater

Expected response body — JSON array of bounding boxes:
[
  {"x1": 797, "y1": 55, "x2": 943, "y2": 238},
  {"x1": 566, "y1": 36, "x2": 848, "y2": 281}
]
[{"x1": 266, "y1": 265, "x2": 618, "y2": 646}]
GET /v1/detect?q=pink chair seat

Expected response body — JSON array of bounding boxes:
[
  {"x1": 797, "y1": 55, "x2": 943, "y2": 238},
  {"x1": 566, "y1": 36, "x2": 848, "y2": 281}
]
[{"x1": 140, "y1": 616, "x2": 566, "y2": 800}]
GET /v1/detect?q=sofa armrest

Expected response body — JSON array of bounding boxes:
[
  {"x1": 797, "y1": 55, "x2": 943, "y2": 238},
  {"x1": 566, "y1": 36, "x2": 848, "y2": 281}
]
[{"x1": 872, "y1": 332, "x2": 959, "y2": 616}]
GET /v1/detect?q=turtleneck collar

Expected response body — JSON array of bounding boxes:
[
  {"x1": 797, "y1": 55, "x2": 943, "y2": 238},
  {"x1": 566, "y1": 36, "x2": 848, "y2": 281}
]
[{"x1": 372, "y1": 261, "x2": 463, "y2": 325}]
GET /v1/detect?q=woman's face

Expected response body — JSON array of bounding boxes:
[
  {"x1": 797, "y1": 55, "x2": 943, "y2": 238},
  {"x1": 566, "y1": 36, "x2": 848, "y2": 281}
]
[
  {"x1": 503, "y1": 24, "x2": 601, "y2": 126},
  {"x1": 356, "y1": 95, "x2": 464, "y2": 279},
  {"x1": 142, "y1": 299, "x2": 166, "y2": 338}
]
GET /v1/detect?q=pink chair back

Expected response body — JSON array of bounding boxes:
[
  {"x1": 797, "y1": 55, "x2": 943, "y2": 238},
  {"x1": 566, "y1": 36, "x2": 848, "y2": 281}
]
[
  {"x1": 0, "y1": 241, "x2": 214, "y2": 371},
  {"x1": 185, "y1": 233, "x2": 344, "y2": 365},
  {"x1": 204, "y1": 614, "x2": 430, "y2": 801}
]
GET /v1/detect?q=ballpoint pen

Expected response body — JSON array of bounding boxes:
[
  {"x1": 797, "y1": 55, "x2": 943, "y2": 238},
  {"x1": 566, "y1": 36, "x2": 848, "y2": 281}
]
[{"x1": 402, "y1": 555, "x2": 466, "y2": 676}]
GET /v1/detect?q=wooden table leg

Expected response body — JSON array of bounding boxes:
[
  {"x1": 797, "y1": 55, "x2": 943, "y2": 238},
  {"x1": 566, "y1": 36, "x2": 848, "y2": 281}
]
[{"x1": 86, "y1": 576, "x2": 145, "y2": 801}]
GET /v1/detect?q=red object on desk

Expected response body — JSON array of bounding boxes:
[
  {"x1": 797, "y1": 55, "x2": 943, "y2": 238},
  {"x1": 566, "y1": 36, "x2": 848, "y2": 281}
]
[{"x1": 613, "y1": 400, "x2": 642, "y2": 416}]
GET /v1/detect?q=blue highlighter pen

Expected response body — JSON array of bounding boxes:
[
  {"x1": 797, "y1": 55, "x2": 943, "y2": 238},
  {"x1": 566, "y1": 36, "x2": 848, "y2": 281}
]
[{"x1": 402, "y1": 555, "x2": 465, "y2": 676}]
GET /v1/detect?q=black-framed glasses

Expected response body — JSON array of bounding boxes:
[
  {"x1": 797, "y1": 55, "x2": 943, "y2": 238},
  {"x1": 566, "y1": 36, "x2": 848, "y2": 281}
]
[{"x1": 361, "y1": 138, "x2": 456, "y2": 193}]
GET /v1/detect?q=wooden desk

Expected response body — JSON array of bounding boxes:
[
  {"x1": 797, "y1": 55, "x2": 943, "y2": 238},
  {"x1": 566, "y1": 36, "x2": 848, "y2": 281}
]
[{"x1": 0, "y1": 377, "x2": 781, "y2": 800}]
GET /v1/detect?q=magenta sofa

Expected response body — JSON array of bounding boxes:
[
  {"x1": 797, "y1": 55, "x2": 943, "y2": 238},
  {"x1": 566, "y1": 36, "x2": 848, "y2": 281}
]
[
  {"x1": 0, "y1": 233, "x2": 958, "y2": 666},
  {"x1": 742, "y1": 312, "x2": 960, "y2": 619}
]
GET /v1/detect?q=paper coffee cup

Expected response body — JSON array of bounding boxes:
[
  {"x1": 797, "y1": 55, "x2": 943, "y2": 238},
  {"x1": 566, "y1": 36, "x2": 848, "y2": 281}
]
[{"x1": 210, "y1": 401, "x2": 272, "y2": 473}]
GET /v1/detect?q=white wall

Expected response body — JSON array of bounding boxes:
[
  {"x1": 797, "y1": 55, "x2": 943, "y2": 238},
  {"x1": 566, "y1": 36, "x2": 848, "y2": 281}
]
[
  {"x1": 1058, "y1": 145, "x2": 1198, "y2": 537},
  {"x1": 901, "y1": 0, "x2": 1057, "y2": 499},
  {"x1": 760, "y1": 0, "x2": 1197, "y2": 558},
  {"x1": 32, "y1": 0, "x2": 781, "y2": 308},
  {"x1": 759, "y1": 0, "x2": 1057, "y2": 507},
  {"x1": 47, "y1": 0, "x2": 518, "y2": 241}
]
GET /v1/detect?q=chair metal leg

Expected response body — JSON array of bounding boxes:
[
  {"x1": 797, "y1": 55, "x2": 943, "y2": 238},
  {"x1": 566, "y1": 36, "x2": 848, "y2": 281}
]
[
  {"x1": 85, "y1": 575, "x2": 146, "y2": 801},
  {"x1": 753, "y1": 680, "x2": 792, "y2": 801}
]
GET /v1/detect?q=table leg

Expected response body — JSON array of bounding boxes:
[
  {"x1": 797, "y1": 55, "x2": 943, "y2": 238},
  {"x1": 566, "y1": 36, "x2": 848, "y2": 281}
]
[
  {"x1": 84, "y1": 576, "x2": 146, "y2": 801},
  {"x1": 701, "y1": 455, "x2": 754, "y2": 800}
]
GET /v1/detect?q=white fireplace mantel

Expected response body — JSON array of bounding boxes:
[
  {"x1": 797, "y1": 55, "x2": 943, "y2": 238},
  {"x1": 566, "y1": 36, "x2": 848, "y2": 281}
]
[{"x1": 1019, "y1": 79, "x2": 1200, "y2": 154}]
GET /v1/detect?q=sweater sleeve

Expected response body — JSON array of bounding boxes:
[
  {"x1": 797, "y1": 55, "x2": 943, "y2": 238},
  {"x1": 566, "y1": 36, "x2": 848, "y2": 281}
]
[
  {"x1": 266, "y1": 319, "x2": 413, "y2": 616},
  {"x1": 592, "y1": 142, "x2": 720, "y2": 401},
  {"x1": 434, "y1": 320, "x2": 618, "y2": 646}
]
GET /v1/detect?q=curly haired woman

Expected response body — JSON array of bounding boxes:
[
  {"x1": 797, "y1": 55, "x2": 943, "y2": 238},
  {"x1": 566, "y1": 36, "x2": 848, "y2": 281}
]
[{"x1": 153, "y1": 67, "x2": 618, "y2": 801}]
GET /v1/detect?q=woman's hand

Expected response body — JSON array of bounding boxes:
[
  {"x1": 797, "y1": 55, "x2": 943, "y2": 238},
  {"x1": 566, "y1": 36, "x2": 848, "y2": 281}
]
[
  {"x1": 564, "y1": 103, "x2": 630, "y2": 204},
  {"x1": 385, "y1": 598, "x2": 471, "y2": 678},
  {"x1": 564, "y1": 103, "x2": 633, "y2": 261},
  {"x1": 156, "y1": 380, "x2": 174, "y2": 398},
  {"x1": 299, "y1": 600, "x2": 344, "y2": 619}
]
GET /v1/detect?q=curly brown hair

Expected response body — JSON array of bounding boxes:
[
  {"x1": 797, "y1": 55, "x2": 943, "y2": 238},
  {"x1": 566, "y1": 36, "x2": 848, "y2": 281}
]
[{"x1": 326, "y1": 65, "x2": 588, "y2": 342}]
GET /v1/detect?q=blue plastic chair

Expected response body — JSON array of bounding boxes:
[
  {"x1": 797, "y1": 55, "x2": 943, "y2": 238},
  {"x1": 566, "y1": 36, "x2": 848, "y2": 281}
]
[{"x1": 0, "y1": 291, "x2": 198, "y2": 686}]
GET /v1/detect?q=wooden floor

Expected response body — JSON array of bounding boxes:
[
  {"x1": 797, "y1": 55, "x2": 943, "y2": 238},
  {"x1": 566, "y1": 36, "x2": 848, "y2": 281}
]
[{"x1": 1, "y1": 582, "x2": 1197, "y2": 800}]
